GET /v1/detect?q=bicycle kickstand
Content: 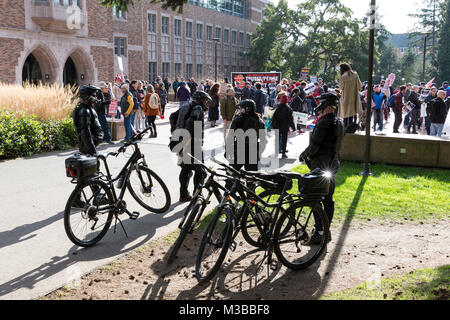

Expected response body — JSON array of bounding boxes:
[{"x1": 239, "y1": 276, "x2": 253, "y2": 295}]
[{"x1": 114, "y1": 215, "x2": 129, "y2": 238}]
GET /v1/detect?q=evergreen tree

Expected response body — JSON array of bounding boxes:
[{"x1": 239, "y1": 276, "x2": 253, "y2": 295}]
[{"x1": 437, "y1": 0, "x2": 450, "y2": 83}]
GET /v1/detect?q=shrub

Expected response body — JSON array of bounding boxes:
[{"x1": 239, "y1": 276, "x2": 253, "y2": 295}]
[{"x1": 0, "y1": 110, "x2": 78, "y2": 159}]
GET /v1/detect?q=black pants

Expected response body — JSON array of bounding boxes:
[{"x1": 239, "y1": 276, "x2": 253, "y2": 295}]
[
  {"x1": 161, "y1": 104, "x2": 166, "y2": 116},
  {"x1": 279, "y1": 130, "x2": 289, "y2": 154},
  {"x1": 146, "y1": 115, "x2": 157, "y2": 136},
  {"x1": 408, "y1": 108, "x2": 420, "y2": 133},
  {"x1": 393, "y1": 110, "x2": 402, "y2": 133},
  {"x1": 179, "y1": 164, "x2": 206, "y2": 198}
]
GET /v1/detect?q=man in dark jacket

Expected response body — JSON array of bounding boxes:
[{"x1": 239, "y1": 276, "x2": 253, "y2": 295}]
[
  {"x1": 177, "y1": 91, "x2": 212, "y2": 202},
  {"x1": 393, "y1": 86, "x2": 406, "y2": 133},
  {"x1": 407, "y1": 86, "x2": 421, "y2": 134},
  {"x1": 253, "y1": 82, "x2": 267, "y2": 115},
  {"x1": 73, "y1": 85, "x2": 104, "y2": 155},
  {"x1": 272, "y1": 95, "x2": 293, "y2": 159},
  {"x1": 242, "y1": 82, "x2": 254, "y2": 100},
  {"x1": 94, "y1": 82, "x2": 114, "y2": 144},
  {"x1": 225, "y1": 99, "x2": 267, "y2": 172},
  {"x1": 430, "y1": 90, "x2": 449, "y2": 137},
  {"x1": 299, "y1": 92, "x2": 344, "y2": 244}
]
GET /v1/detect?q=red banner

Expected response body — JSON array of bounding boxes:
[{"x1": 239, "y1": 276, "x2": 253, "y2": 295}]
[{"x1": 108, "y1": 100, "x2": 118, "y2": 116}]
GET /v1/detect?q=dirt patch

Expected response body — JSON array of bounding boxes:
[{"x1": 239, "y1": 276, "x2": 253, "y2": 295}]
[{"x1": 45, "y1": 220, "x2": 450, "y2": 300}]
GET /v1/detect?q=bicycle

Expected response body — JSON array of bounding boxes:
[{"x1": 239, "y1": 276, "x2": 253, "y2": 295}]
[
  {"x1": 64, "y1": 126, "x2": 171, "y2": 247},
  {"x1": 167, "y1": 155, "x2": 283, "y2": 264},
  {"x1": 195, "y1": 160, "x2": 330, "y2": 283}
]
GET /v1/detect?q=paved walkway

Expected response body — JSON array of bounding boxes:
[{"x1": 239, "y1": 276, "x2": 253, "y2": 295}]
[{"x1": 0, "y1": 103, "x2": 308, "y2": 300}]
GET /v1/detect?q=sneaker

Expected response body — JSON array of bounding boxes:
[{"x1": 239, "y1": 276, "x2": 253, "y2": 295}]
[
  {"x1": 309, "y1": 229, "x2": 332, "y2": 245},
  {"x1": 107, "y1": 141, "x2": 115, "y2": 145},
  {"x1": 281, "y1": 153, "x2": 288, "y2": 159}
]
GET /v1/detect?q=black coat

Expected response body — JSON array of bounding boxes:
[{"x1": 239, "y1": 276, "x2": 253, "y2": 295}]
[
  {"x1": 94, "y1": 91, "x2": 111, "y2": 115},
  {"x1": 272, "y1": 103, "x2": 293, "y2": 132},
  {"x1": 290, "y1": 94, "x2": 303, "y2": 112},
  {"x1": 430, "y1": 98, "x2": 448, "y2": 124},
  {"x1": 73, "y1": 103, "x2": 104, "y2": 155}
]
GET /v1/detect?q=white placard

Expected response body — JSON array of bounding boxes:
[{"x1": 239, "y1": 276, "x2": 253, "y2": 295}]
[
  {"x1": 293, "y1": 112, "x2": 308, "y2": 126},
  {"x1": 117, "y1": 56, "x2": 124, "y2": 72}
]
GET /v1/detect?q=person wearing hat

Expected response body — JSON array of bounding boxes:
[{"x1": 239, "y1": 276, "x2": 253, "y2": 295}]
[
  {"x1": 94, "y1": 81, "x2": 114, "y2": 144},
  {"x1": 299, "y1": 92, "x2": 345, "y2": 245},
  {"x1": 272, "y1": 94, "x2": 293, "y2": 159}
]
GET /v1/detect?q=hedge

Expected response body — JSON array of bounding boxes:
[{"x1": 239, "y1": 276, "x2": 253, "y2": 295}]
[{"x1": 0, "y1": 110, "x2": 78, "y2": 159}]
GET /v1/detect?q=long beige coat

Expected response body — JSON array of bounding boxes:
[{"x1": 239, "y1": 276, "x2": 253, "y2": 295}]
[{"x1": 339, "y1": 71, "x2": 363, "y2": 119}]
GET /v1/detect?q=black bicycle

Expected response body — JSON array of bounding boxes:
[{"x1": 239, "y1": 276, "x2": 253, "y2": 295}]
[
  {"x1": 64, "y1": 127, "x2": 171, "y2": 247},
  {"x1": 195, "y1": 160, "x2": 330, "y2": 283},
  {"x1": 167, "y1": 155, "x2": 285, "y2": 264}
]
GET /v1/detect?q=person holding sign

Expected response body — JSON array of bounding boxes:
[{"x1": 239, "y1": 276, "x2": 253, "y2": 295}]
[{"x1": 95, "y1": 81, "x2": 114, "y2": 145}]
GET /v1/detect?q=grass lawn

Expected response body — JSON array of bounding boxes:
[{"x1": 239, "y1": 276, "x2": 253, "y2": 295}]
[
  {"x1": 322, "y1": 265, "x2": 450, "y2": 300},
  {"x1": 291, "y1": 162, "x2": 450, "y2": 222}
]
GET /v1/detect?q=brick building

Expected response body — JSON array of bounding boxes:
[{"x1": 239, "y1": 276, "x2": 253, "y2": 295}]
[{"x1": 0, "y1": 0, "x2": 266, "y2": 86}]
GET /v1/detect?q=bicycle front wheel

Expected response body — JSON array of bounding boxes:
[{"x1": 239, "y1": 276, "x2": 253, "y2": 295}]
[
  {"x1": 127, "y1": 165, "x2": 171, "y2": 214},
  {"x1": 64, "y1": 179, "x2": 114, "y2": 247},
  {"x1": 167, "y1": 198, "x2": 205, "y2": 264},
  {"x1": 274, "y1": 202, "x2": 329, "y2": 270},
  {"x1": 196, "y1": 206, "x2": 234, "y2": 283}
]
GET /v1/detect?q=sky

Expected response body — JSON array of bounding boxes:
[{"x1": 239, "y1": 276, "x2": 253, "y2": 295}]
[{"x1": 271, "y1": 0, "x2": 420, "y2": 34}]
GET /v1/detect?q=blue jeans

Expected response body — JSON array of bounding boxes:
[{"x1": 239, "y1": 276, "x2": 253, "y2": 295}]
[
  {"x1": 98, "y1": 113, "x2": 112, "y2": 142},
  {"x1": 403, "y1": 111, "x2": 411, "y2": 128},
  {"x1": 430, "y1": 123, "x2": 444, "y2": 137},
  {"x1": 307, "y1": 99, "x2": 313, "y2": 115},
  {"x1": 130, "y1": 112, "x2": 136, "y2": 132},
  {"x1": 124, "y1": 115, "x2": 133, "y2": 140},
  {"x1": 373, "y1": 109, "x2": 383, "y2": 131}
]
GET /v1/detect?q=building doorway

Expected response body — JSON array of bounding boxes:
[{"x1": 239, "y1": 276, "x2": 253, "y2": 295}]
[
  {"x1": 22, "y1": 54, "x2": 42, "y2": 85},
  {"x1": 63, "y1": 56, "x2": 78, "y2": 87}
]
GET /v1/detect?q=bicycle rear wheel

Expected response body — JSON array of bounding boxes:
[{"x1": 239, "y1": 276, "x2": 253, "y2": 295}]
[
  {"x1": 64, "y1": 179, "x2": 114, "y2": 247},
  {"x1": 167, "y1": 198, "x2": 205, "y2": 264},
  {"x1": 128, "y1": 165, "x2": 171, "y2": 214},
  {"x1": 274, "y1": 202, "x2": 329, "y2": 270},
  {"x1": 196, "y1": 206, "x2": 234, "y2": 283}
]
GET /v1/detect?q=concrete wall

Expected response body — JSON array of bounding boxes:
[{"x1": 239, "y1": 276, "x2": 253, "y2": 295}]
[{"x1": 340, "y1": 134, "x2": 450, "y2": 169}]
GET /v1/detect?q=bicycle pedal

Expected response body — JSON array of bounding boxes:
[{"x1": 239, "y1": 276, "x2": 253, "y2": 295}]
[
  {"x1": 129, "y1": 212, "x2": 140, "y2": 220},
  {"x1": 230, "y1": 241, "x2": 237, "y2": 252}
]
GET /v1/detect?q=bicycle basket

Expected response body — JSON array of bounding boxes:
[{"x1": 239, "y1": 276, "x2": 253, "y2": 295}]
[
  {"x1": 299, "y1": 169, "x2": 331, "y2": 196},
  {"x1": 65, "y1": 154, "x2": 98, "y2": 180}
]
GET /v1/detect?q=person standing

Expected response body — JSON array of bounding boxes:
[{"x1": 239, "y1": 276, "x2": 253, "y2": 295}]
[
  {"x1": 242, "y1": 82, "x2": 254, "y2": 100},
  {"x1": 253, "y1": 82, "x2": 267, "y2": 115},
  {"x1": 94, "y1": 81, "x2": 114, "y2": 144},
  {"x1": 393, "y1": 86, "x2": 406, "y2": 134},
  {"x1": 134, "y1": 81, "x2": 146, "y2": 132},
  {"x1": 143, "y1": 85, "x2": 161, "y2": 138},
  {"x1": 407, "y1": 85, "x2": 421, "y2": 134},
  {"x1": 299, "y1": 93, "x2": 344, "y2": 244},
  {"x1": 220, "y1": 88, "x2": 238, "y2": 143},
  {"x1": 372, "y1": 85, "x2": 385, "y2": 132},
  {"x1": 430, "y1": 90, "x2": 449, "y2": 137},
  {"x1": 120, "y1": 84, "x2": 135, "y2": 141},
  {"x1": 158, "y1": 82, "x2": 168, "y2": 116},
  {"x1": 208, "y1": 83, "x2": 220, "y2": 127},
  {"x1": 172, "y1": 78, "x2": 181, "y2": 102},
  {"x1": 338, "y1": 63, "x2": 363, "y2": 130},
  {"x1": 272, "y1": 95, "x2": 293, "y2": 159},
  {"x1": 226, "y1": 99, "x2": 267, "y2": 172},
  {"x1": 177, "y1": 81, "x2": 191, "y2": 108},
  {"x1": 425, "y1": 87, "x2": 438, "y2": 135}
]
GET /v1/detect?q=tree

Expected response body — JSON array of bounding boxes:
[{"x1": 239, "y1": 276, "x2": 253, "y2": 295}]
[
  {"x1": 100, "y1": 0, "x2": 187, "y2": 12},
  {"x1": 398, "y1": 49, "x2": 418, "y2": 85},
  {"x1": 437, "y1": 0, "x2": 450, "y2": 83}
]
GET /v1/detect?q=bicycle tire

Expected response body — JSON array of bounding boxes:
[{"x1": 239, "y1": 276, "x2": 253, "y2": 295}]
[
  {"x1": 274, "y1": 202, "x2": 329, "y2": 270},
  {"x1": 127, "y1": 165, "x2": 171, "y2": 214},
  {"x1": 195, "y1": 206, "x2": 234, "y2": 283},
  {"x1": 167, "y1": 198, "x2": 205, "y2": 264},
  {"x1": 64, "y1": 179, "x2": 114, "y2": 247}
]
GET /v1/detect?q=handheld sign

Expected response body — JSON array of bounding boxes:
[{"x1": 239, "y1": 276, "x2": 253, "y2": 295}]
[
  {"x1": 293, "y1": 112, "x2": 308, "y2": 126},
  {"x1": 108, "y1": 100, "x2": 118, "y2": 116}
]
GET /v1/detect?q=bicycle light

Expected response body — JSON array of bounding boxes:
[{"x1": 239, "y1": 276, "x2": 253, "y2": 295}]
[{"x1": 323, "y1": 171, "x2": 333, "y2": 179}]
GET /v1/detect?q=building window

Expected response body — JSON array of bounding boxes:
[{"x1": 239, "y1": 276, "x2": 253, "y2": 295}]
[
  {"x1": 197, "y1": 64, "x2": 203, "y2": 79},
  {"x1": 246, "y1": 33, "x2": 251, "y2": 48},
  {"x1": 54, "y1": 0, "x2": 81, "y2": 7},
  {"x1": 232, "y1": 30, "x2": 237, "y2": 45},
  {"x1": 174, "y1": 18, "x2": 182, "y2": 37},
  {"x1": 196, "y1": 23, "x2": 203, "y2": 40},
  {"x1": 196, "y1": 40, "x2": 203, "y2": 64},
  {"x1": 206, "y1": 41, "x2": 213, "y2": 65},
  {"x1": 113, "y1": 5, "x2": 126, "y2": 19},
  {"x1": 162, "y1": 63, "x2": 170, "y2": 79},
  {"x1": 206, "y1": 25, "x2": 213, "y2": 41},
  {"x1": 175, "y1": 63, "x2": 182, "y2": 78},
  {"x1": 148, "y1": 13, "x2": 156, "y2": 33},
  {"x1": 186, "y1": 63, "x2": 193, "y2": 79},
  {"x1": 215, "y1": 27, "x2": 221, "y2": 40},
  {"x1": 186, "y1": 21, "x2": 193, "y2": 38},
  {"x1": 224, "y1": 29, "x2": 229, "y2": 44},
  {"x1": 174, "y1": 37, "x2": 182, "y2": 63},
  {"x1": 161, "y1": 35, "x2": 170, "y2": 62},
  {"x1": 186, "y1": 39, "x2": 193, "y2": 63},
  {"x1": 232, "y1": 45, "x2": 237, "y2": 67},
  {"x1": 239, "y1": 32, "x2": 244, "y2": 46},
  {"x1": 187, "y1": 0, "x2": 247, "y2": 18},
  {"x1": 224, "y1": 43, "x2": 230, "y2": 65},
  {"x1": 149, "y1": 62, "x2": 157, "y2": 82},
  {"x1": 148, "y1": 33, "x2": 157, "y2": 62},
  {"x1": 114, "y1": 37, "x2": 127, "y2": 56},
  {"x1": 162, "y1": 16, "x2": 169, "y2": 35}
]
